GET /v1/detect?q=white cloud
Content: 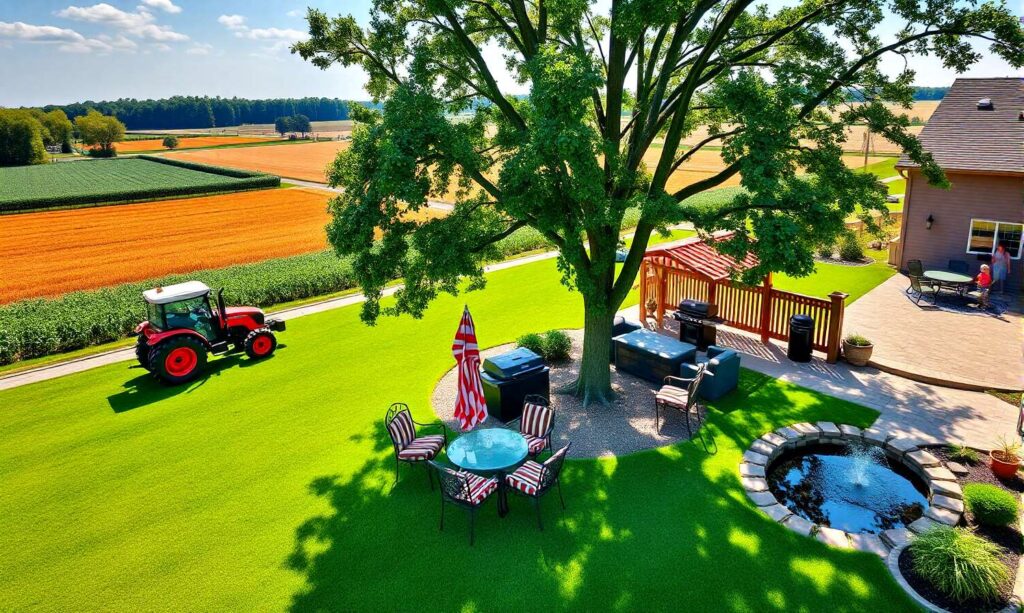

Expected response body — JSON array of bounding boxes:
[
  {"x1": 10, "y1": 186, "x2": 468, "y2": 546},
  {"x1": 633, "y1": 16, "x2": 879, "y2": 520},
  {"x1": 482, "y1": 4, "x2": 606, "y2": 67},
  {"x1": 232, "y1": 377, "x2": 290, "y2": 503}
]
[
  {"x1": 185, "y1": 42, "x2": 213, "y2": 55},
  {"x1": 59, "y1": 38, "x2": 113, "y2": 53},
  {"x1": 0, "y1": 21, "x2": 86, "y2": 42},
  {"x1": 286, "y1": 9, "x2": 304, "y2": 18},
  {"x1": 57, "y1": 3, "x2": 154, "y2": 29},
  {"x1": 140, "y1": 0, "x2": 182, "y2": 14},
  {"x1": 217, "y1": 14, "x2": 247, "y2": 31},
  {"x1": 98, "y1": 33, "x2": 138, "y2": 50},
  {"x1": 239, "y1": 27, "x2": 307, "y2": 41},
  {"x1": 136, "y1": 23, "x2": 188, "y2": 41}
]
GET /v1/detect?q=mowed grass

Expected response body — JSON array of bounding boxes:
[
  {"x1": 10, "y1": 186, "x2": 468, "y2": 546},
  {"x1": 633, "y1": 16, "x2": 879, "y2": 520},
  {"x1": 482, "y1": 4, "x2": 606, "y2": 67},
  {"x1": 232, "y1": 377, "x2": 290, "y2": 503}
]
[
  {"x1": 774, "y1": 255, "x2": 895, "y2": 304},
  {"x1": 0, "y1": 158, "x2": 269, "y2": 212},
  {"x1": 0, "y1": 258, "x2": 915, "y2": 611}
]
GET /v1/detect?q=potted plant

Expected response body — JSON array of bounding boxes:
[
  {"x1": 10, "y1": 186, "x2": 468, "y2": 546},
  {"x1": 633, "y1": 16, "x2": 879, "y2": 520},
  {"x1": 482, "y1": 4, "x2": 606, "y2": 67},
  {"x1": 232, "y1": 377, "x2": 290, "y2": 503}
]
[
  {"x1": 842, "y1": 333, "x2": 873, "y2": 366},
  {"x1": 989, "y1": 435, "x2": 1021, "y2": 479}
]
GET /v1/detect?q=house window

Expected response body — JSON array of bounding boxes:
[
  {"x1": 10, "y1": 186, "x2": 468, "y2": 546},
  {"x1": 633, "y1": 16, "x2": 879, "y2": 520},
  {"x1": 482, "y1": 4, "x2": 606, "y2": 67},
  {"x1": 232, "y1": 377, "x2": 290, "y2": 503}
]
[{"x1": 967, "y1": 219, "x2": 1023, "y2": 259}]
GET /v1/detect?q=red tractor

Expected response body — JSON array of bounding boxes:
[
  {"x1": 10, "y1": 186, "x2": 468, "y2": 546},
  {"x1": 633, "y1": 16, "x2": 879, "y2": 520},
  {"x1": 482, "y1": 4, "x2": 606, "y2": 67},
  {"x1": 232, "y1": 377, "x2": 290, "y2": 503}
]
[{"x1": 134, "y1": 281, "x2": 285, "y2": 385}]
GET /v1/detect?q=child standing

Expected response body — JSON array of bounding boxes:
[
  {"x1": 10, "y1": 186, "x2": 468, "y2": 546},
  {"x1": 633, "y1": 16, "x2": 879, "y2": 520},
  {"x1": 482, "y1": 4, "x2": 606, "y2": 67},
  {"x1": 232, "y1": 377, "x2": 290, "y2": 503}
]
[
  {"x1": 976, "y1": 264, "x2": 992, "y2": 308},
  {"x1": 992, "y1": 243, "x2": 1011, "y2": 294}
]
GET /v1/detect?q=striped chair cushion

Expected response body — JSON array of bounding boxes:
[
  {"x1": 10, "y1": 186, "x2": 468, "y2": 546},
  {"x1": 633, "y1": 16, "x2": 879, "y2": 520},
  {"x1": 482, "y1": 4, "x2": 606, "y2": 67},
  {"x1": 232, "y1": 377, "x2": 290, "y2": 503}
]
[
  {"x1": 521, "y1": 403, "x2": 553, "y2": 439},
  {"x1": 455, "y1": 473, "x2": 499, "y2": 505},
  {"x1": 396, "y1": 435, "x2": 444, "y2": 461},
  {"x1": 655, "y1": 385, "x2": 689, "y2": 409},
  {"x1": 506, "y1": 460, "x2": 544, "y2": 495},
  {"x1": 386, "y1": 410, "x2": 417, "y2": 449},
  {"x1": 523, "y1": 434, "x2": 547, "y2": 454}
]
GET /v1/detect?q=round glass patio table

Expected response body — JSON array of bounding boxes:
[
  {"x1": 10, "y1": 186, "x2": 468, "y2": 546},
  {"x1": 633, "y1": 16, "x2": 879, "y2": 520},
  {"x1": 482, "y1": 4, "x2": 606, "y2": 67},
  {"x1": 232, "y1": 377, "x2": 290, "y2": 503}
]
[
  {"x1": 923, "y1": 270, "x2": 973, "y2": 285},
  {"x1": 447, "y1": 428, "x2": 528, "y2": 518}
]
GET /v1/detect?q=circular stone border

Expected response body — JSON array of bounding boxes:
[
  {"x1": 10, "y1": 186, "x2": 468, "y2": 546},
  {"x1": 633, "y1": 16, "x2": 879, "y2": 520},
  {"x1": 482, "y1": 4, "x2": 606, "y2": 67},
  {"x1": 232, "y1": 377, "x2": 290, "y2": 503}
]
[{"x1": 739, "y1": 422, "x2": 964, "y2": 558}]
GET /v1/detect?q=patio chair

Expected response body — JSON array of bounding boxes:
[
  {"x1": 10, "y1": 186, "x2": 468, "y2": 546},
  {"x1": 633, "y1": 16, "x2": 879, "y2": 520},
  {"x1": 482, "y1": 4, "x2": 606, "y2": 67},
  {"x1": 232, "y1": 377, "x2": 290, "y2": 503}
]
[
  {"x1": 505, "y1": 443, "x2": 571, "y2": 531},
  {"x1": 680, "y1": 346, "x2": 739, "y2": 400},
  {"x1": 429, "y1": 461, "x2": 499, "y2": 546},
  {"x1": 906, "y1": 260, "x2": 924, "y2": 288},
  {"x1": 948, "y1": 259, "x2": 970, "y2": 275},
  {"x1": 508, "y1": 394, "x2": 554, "y2": 457},
  {"x1": 384, "y1": 403, "x2": 448, "y2": 490},
  {"x1": 654, "y1": 364, "x2": 707, "y2": 436},
  {"x1": 907, "y1": 275, "x2": 939, "y2": 305}
]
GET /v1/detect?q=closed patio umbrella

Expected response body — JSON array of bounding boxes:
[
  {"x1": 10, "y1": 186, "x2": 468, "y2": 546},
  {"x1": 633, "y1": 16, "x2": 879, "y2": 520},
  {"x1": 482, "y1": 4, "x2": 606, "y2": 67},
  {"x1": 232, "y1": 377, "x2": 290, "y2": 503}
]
[{"x1": 452, "y1": 305, "x2": 487, "y2": 431}]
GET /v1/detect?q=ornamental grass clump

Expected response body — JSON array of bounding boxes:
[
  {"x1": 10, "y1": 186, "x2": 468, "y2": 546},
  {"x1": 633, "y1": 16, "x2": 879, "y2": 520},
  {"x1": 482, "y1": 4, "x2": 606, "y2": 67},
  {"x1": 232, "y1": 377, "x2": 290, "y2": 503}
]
[
  {"x1": 964, "y1": 483, "x2": 1020, "y2": 527},
  {"x1": 909, "y1": 526, "x2": 1009, "y2": 604},
  {"x1": 948, "y1": 443, "x2": 981, "y2": 465}
]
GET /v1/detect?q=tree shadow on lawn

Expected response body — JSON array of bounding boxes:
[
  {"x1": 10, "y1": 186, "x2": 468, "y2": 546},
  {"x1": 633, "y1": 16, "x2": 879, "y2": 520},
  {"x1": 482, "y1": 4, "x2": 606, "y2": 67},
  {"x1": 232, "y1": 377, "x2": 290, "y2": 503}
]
[
  {"x1": 106, "y1": 351, "x2": 280, "y2": 413},
  {"x1": 283, "y1": 382, "x2": 915, "y2": 612}
]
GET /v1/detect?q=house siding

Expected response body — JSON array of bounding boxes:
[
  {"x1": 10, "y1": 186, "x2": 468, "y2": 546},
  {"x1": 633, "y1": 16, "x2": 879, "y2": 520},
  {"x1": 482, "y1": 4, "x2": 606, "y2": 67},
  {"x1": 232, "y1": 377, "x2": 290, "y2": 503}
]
[{"x1": 899, "y1": 170, "x2": 1024, "y2": 289}]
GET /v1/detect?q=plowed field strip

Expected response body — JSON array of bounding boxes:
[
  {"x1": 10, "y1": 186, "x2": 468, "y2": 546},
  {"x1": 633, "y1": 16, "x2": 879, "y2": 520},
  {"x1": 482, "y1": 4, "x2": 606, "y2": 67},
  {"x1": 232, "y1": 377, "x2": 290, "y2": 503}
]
[
  {"x1": 164, "y1": 140, "x2": 349, "y2": 183},
  {"x1": 114, "y1": 136, "x2": 282, "y2": 153},
  {"x1": 0, "y1": 188, "x2": 332, "y2": 302}
]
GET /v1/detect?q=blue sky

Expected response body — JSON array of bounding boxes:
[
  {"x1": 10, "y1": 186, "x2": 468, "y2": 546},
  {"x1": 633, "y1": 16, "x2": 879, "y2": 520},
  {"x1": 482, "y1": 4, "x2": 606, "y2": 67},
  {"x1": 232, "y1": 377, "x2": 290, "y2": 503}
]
[{"x1": 0, "y1": 0, "x2": 1020, "y2": 107}]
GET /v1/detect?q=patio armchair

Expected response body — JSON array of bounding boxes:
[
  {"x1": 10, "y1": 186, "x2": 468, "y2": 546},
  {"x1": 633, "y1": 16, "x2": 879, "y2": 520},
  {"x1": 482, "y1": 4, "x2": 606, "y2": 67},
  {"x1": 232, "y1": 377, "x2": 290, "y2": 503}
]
[
  {"x1": 948, "y1": 259, "x2": 970, "y2": 275},
  {"x1": 384, "y1": 403, "x2": 448, "y2": 490},
  {"x1": 429, "y1": 461, "x2": 499, "y2": 546},
  {"x1": 654, "y1": 364, "x2": 707, "y2": 436},
  {"x1": 907, "y1": 275, "x2": 939, "y2": 305},
  {"x1": 680, "y1": 346, "x2": 739, "y2": 401},
  {"x1": 906, "y1": 260, "x2": 924, "y2": 284},
  {"x1": 505, "y1": 443, "x2": 571, "y2": 531},
  {"x1": 508, "y1": 394, "x2": 554, "y2": 457}
]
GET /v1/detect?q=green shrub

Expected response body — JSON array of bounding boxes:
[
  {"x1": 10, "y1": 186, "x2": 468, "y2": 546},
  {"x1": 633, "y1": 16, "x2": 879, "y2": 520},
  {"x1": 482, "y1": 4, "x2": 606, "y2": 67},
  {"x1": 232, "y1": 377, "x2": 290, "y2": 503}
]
[
  {"x1": 516, "y1": 333, "x2": 545, "y2": 357},
  {"x1": 964, "y1": 483, "x2": 1020, "y2": 527},
  {"x1": 541, "y1": 330, "x2": 572, "y2": 362},
  {"x1": 948, "y1": 443, "x2": 981, "y2": 465},
  {"x1": 515, "y1": 330, "x2": 572, "y2": 362},
  {"x1": 910, "y1": 526, "x2": 1009, "y2": 604},
  {"x1": 816, "y1": 243, "x2": 834, "y2": 259},
  {"x1": 837, "y1": 233, "x2": 865, "y2": 261},
  {"x1": 0, "y1": 251, "x2": 355, "y2": 364}
]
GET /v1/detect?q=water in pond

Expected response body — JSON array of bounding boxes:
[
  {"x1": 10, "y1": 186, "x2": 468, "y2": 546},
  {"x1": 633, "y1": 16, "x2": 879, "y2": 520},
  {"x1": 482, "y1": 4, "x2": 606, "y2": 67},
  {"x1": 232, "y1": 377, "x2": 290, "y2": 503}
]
[{"x1": 768, "y1": 442, "x2": 927, "y2": 533}]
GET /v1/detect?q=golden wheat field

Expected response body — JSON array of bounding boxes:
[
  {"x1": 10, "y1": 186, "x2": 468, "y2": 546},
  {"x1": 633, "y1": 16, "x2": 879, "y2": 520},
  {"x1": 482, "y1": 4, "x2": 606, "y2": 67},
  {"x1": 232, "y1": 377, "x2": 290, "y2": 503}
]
[
  {"x1": 164, "y1": 140, "x2": 350, "y2": 182},
  {"x1": 113, "y1": 136, "x2": 282, "y2": 153}
]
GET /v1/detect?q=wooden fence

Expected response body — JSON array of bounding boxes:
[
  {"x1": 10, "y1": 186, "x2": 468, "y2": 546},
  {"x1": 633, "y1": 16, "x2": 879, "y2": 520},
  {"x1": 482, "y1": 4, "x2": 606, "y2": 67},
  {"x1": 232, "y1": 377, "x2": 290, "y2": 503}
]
[{"x1": 640, "y1": 262, "x2": 848, "y2": 362}]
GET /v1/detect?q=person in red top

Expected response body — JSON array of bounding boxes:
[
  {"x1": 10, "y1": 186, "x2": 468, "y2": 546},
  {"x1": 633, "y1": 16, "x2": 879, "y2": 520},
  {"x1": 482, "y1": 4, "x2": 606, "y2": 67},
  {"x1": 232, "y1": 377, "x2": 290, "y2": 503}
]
[{"x1": 975, "y1": 264, "x2": 992, "y2": 308}]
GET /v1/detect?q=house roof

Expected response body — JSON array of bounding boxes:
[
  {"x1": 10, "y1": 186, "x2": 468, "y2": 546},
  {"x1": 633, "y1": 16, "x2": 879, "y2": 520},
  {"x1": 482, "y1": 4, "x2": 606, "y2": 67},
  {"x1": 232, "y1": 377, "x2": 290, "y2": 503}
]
[
  {"x1": 896, "y1": 78, "x2": 1024, "y2": 176},
  {"x1": 644, "y1": 231, "x2": 759, "y2": 282}
]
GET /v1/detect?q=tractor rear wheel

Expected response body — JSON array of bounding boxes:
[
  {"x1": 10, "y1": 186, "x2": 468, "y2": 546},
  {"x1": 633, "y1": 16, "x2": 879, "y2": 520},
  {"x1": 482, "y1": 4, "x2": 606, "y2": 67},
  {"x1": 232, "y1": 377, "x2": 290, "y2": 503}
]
[
  {"x1": 135, "y1": 336, "x2": 152, "y2": 371},
  {"x1": 151, "y1": 336, "x2": 207, "y2": 385},
  {"x1": 244, "y1": 328, "x2": 277, "y2": 360}
]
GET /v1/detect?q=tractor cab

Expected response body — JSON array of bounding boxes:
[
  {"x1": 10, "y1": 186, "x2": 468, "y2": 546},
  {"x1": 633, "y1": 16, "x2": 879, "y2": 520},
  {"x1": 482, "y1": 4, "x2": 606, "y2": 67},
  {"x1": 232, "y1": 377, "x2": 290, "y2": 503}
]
[{"x1": 135, "y1": 281, "x2": 285, "y2": 385}]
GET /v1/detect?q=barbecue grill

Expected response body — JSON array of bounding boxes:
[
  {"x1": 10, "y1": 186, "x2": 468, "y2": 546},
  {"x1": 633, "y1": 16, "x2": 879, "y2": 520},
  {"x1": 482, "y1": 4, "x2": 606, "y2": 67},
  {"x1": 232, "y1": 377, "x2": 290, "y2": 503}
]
[
  {"x1": 480, "y1": 348, "x2": 550, "y2": 422},
  {"x1": 673, "y1": 299, "x2": 721, "y2": 351}
]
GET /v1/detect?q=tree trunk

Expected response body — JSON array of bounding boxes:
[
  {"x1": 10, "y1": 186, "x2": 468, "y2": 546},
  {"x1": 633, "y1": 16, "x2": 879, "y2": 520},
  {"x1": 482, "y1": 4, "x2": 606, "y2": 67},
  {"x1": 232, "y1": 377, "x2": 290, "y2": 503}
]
[{"x1": 574, "y1": 303, "x2": 615, "y2": 406}]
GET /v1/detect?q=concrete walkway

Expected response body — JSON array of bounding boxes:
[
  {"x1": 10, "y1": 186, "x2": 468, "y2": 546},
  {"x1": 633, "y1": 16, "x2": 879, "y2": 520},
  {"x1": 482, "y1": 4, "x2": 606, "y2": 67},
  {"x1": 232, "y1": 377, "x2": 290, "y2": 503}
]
[
  {"x1": 843, "y1": 273, "x2": 1023, "y2": 391},
  {"x1": 626, "y1": 307, "x2": 1020, "y2": 450}
]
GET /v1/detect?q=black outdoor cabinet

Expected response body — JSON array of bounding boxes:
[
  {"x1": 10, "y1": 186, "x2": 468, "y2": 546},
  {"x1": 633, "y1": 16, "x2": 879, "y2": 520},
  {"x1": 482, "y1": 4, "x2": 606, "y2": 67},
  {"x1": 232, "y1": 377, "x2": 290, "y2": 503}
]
[{"x1": 481, "y1": 348, "x2": 550, "y2": 422}]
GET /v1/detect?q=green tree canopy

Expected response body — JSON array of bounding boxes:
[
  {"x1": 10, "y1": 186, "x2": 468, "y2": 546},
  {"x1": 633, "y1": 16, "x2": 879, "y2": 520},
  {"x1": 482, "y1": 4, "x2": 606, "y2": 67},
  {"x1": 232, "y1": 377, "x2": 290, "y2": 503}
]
[
  {"x1": 75, "y1": 110, "x2": 126, "y2": 157},
  {"x1": 39, "y1": 110, "x2": 73, "y2": 152},
  {"x1": 162, "y1": 136, "x2": 180, "y2": 150},
  {"x1": 275, "y1": 116, "x2": 293, "y2": 136},
  {"x1": 294, "y1": 0, "x2": 1024, "y2": 402},
  {"x1": 0, "y1": 110, "x2": 47, "y2": 166},
  {"x1": 292, "y1": 114, "x2": 312, "y2": 135}
]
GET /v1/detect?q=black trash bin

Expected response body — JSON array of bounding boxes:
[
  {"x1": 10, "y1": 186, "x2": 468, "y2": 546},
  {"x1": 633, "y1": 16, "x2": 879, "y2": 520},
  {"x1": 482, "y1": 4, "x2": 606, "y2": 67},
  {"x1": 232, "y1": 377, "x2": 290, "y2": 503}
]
[{"x1": 787, "y1": 314, "x2": 814, "y2": 362}]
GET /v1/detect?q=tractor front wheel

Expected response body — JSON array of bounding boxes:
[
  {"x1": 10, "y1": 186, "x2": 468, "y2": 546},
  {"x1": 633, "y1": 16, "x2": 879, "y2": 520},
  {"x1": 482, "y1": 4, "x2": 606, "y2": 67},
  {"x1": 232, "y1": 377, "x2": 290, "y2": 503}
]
[
  {"x1": 151, "y1": 336, "x2": 207, "y2": 385},
  {"x1": 244, "y1": 328, "x2": 277, "y2": 360}
]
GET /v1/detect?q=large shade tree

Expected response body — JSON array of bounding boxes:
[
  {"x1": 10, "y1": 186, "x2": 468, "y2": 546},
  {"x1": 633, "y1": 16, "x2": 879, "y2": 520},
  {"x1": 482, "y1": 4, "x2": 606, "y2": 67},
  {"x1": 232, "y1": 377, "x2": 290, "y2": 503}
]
[{"x1": 294, "y1": 0, "x2": 1023, "y2": 404}]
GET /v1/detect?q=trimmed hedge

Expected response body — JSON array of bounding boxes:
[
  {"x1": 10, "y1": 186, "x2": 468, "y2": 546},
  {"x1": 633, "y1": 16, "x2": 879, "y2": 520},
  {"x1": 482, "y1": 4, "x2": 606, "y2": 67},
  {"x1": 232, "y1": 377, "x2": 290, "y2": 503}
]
[{"x1": 0, "y1": 157, "x2": 279, "y2": 213}]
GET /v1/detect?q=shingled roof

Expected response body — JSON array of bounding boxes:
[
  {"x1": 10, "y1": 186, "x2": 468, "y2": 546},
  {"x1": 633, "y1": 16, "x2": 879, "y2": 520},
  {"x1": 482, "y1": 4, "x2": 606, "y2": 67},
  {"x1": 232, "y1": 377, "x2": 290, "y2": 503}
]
[{"x1": 896, "y1": 77, "x2": 1024, "y2": 176}]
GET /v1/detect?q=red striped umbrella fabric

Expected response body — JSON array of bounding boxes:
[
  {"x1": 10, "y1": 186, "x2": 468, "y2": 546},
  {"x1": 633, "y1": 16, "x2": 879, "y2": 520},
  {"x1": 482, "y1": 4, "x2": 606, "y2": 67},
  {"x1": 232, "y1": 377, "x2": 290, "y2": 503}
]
[{"x1": 452, "y1": 305, "x2": 487, "y2": 431}]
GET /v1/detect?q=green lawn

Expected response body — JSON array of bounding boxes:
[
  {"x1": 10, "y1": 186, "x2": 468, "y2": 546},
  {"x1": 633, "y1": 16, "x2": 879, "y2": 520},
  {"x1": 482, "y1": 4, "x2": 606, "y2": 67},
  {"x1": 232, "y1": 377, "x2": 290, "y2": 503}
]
[
  {"x1": 0, "y1": 257, "x2": 914, "y2": 611},
  {"x1": 774, "y1": 255, "x2": 895, "y2": 304},
  {"x1": 857, "y1": 157, "x2": 899, "y2": 179}
]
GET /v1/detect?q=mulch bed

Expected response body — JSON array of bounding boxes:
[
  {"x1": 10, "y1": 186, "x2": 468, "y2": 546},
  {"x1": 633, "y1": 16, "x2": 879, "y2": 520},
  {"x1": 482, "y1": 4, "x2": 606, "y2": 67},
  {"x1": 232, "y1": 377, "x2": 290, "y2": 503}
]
[{"x1": 896, "y1": 446, "x2": 1022, "y2": 612}]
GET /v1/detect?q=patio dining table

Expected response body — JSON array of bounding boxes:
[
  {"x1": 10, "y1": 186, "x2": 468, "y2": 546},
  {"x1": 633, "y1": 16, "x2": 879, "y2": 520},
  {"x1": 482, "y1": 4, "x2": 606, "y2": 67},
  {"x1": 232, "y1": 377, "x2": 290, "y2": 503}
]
[
  {"x1": 447, "y1": 427, "x2": 528, "y2": 517},
  {"x1": 923, "y1": 270, "x2": 973, "y2": 297}
]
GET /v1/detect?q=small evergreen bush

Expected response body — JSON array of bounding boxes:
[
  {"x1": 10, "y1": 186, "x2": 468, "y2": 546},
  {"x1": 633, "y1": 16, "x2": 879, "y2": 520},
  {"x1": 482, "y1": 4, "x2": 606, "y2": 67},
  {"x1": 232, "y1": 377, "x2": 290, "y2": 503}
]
[
  {"x1": 516, "y1": 333, "x2": 545, "y2": 357},
  {"x1": 816, "y1": 243, "x2": 834, "y2": 259},
  {"x1": 964, "y1": 483, "x2": 1020, "y2": 527},
  {"x1": 948, "y1": 443, "x2": 981, "y2": 465},
  {"x1": 515, "y1": 330, "x2": 572, "y2": 362},
  {"x1": 837, "y1": 233, "x2": 865, "y2": 261},
  {"x1": 910, "y1": 526, "x2": 1008, "y2": 604}
]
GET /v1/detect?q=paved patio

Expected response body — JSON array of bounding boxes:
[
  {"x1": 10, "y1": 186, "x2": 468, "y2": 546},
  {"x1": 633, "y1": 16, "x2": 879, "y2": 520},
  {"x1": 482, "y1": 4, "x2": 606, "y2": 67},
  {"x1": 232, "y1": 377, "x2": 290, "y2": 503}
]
[
  {"x1": 843, "y1": 273, "x2": 1023, "y2": 391},
  {"x1": 622, "y1": 306, "x2": 1020, "y2": 450}
]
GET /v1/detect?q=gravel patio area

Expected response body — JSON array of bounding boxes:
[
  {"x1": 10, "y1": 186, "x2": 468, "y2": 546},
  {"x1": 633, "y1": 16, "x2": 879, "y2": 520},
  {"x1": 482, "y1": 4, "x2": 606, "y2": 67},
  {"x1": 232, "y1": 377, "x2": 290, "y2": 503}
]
[{"x1": 431, "y1": 329, "x2": 702, "y2": 458}]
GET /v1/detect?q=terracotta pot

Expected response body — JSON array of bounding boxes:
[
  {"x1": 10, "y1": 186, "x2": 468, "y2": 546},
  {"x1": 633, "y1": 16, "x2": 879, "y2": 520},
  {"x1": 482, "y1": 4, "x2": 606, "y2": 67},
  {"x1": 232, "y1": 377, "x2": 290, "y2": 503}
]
[
  {"x1": 990, "y1": 450, "x2": 1021, "y2": 479},
  {"x1": 843, "y1": 341, "x2": 873, "y2": 367}
]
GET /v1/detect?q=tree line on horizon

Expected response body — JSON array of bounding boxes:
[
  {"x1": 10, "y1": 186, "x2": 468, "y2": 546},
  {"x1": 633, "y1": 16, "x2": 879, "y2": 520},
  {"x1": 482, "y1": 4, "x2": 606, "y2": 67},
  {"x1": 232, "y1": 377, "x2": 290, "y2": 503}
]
[{"x1": 37, "y1": 96, "x2": 352, "y2": 131}]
